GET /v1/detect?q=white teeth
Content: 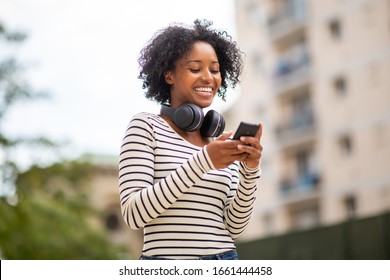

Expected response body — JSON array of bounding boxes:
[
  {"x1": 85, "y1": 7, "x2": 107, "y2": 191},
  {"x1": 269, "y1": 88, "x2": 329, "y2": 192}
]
[{"x1": 195, "y1": 87, "x2": 212, "y2": 93}]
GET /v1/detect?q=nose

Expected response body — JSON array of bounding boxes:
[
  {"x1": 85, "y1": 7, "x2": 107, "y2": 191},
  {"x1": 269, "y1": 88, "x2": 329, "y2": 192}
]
[{"x1": 201, "y1": 69, "x2": 213, "y2": 82}]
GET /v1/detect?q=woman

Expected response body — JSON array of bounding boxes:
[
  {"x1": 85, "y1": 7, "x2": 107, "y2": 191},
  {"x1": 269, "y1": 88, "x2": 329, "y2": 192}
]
[{"x1": 119, "y1": 19, "x2": 263, "y2": 260}]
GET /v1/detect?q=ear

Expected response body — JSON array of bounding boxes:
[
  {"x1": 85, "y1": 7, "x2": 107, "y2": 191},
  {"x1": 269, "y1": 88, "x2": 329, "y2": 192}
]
[{"x1": 164, "y1": 71, "x2": 174, "y2": 85}]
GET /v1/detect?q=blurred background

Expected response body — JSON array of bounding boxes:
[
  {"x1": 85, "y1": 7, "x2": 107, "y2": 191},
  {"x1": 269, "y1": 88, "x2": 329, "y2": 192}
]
[{"x1": 0, "y1": 0, "x2": 389, "y2": 260}]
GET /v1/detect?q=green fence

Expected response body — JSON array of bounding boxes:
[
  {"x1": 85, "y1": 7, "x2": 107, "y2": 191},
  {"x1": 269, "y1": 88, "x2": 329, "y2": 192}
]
[{"x1": 236, "y1": 212, "x2": 390, "y2": 259}]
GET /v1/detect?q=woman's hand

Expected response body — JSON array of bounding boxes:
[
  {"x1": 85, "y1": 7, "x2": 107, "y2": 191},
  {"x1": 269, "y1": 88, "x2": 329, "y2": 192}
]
[
  {"x1": 236, "y1": 123, "x2": 263, "y2": 169},
  {"x1": 206, "y1": 124, "x2": 263, "y2": 170},
  {"x1": 206, "y1": 131, "x2": 248, "y2": 169}
]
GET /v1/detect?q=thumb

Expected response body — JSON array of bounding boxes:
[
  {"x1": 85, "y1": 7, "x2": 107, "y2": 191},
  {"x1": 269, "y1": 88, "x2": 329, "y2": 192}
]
[{"x1": 216, "y1": 131, "x2": 233, "y2": 141}]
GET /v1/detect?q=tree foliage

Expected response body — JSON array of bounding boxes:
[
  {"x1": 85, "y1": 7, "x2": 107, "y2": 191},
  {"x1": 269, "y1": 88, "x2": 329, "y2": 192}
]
[
  {"x1": 0, "y1": 161, "x2": 123, "y2": 259},
  {"x1": 0, "y1": 21, "x2": 53, "y2": 194},
  {"x1": 0, "y1": 21, "x2": 124, "y2": 260}
]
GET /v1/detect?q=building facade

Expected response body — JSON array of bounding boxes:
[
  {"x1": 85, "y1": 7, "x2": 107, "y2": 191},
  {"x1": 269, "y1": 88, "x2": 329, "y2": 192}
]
[{"x1": 228, "y1": 0, "x2": 390, "y2": 241}]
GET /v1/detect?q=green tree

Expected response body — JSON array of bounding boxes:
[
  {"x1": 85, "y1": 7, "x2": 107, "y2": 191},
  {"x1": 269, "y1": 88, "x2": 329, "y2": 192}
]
[
  {"x1": 0, "y1": 20, "x2": 49, "y2": 196},
  {"x1": 0, "y1": 21, "x2": 124, "y2": 259},
  {"x1": 0, "y1": 161, "x2": 124, "y2": 259}
]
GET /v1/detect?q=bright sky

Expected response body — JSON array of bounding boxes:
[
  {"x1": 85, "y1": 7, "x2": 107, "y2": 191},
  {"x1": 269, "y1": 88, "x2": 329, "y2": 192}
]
[{"x1": 0, "y1": 0, "x2": 238, "y2": 165}]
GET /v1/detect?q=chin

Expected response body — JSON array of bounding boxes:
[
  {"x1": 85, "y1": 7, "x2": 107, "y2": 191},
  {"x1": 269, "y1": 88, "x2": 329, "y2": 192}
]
[
  {"x1": 197, "y1": 101, "x2": 213, "y2": 109},
  {"x1": 196, "y1": 96, "x2": 215, "y2": 108}
]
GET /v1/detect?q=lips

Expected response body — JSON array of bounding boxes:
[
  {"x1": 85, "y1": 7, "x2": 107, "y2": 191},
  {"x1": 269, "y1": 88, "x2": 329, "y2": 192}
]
[{"x1": 194, "y1": 87, "x2": 213, "y2": 96}]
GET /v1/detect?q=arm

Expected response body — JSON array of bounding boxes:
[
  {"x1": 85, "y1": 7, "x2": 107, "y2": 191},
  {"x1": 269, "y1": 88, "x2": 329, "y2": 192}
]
[
  {"x1": 118, "y1": 114, "x2": 215, "y2": 229},
  {"x1": 223, "y1": 163, "x2": 261, "y2": 239},
  {"x1": 222, "y1": 123, "x2": 263, "y2": 239}
]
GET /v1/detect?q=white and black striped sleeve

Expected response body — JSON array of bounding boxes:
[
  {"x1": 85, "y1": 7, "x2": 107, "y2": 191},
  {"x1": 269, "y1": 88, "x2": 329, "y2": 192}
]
[
  {"x1": 223, "y1": 162, "x2": 261, "y2": 239},
  {"x1": 118, "y1": 114, "x2": 215, "y2": 229}
]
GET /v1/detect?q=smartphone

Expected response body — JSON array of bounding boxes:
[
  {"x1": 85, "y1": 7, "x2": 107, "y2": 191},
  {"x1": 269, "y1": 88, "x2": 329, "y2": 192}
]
[{"x1": 232, "y1": 121, "x2": 260, "y2": 140}]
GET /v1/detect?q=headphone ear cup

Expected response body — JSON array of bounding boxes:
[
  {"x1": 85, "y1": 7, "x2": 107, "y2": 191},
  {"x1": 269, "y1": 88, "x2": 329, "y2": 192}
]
[
  {"x1": 173, "y1": 103, "x2": 204, "y2": 131},
  {"x1": 200, "y1": 110, "x2": 225, "y2": 137}
]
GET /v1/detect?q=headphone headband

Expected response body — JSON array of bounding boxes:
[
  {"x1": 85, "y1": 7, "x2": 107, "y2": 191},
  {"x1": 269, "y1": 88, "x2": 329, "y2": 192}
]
[{"x1": 160, "y1": 103, "x2": 225, "y2": 137}]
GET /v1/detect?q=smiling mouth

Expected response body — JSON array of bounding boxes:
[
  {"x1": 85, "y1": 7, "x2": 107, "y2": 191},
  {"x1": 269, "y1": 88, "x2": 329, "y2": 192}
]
[{"x1": 194, "y1": 87, "x2": 213, "y2": 95}]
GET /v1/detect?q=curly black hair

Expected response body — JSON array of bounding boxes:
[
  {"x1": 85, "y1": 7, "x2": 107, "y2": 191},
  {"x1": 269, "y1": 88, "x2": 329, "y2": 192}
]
[{"x1": 137, "y1": 19, "x2": 244, "y2": 104}]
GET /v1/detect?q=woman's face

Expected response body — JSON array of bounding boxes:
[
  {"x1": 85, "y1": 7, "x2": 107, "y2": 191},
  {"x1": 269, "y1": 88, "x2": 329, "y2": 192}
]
[{"x1": 165, "y1": 41, "x2": 222, "y2": 109}]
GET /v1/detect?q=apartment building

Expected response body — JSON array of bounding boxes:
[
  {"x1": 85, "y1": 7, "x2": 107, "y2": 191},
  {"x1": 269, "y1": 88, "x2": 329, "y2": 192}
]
[{"x1": 227, "y1": 0, "x2": 390, "y2": 241}]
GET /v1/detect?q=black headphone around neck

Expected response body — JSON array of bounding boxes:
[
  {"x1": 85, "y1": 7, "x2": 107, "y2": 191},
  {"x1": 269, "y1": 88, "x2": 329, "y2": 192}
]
[{"x1": 160, "y1": 103, "x2": 225, "y2": 137}]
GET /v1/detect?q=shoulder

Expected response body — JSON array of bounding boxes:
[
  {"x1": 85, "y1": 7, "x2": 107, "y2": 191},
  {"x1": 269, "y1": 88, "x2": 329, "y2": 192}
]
[
  {"x1": 129, "y1": 112, "x2": 168, "y2": 131},
  {"x1": 130, "y1": 112, "x2": 159, "y2": 124}
]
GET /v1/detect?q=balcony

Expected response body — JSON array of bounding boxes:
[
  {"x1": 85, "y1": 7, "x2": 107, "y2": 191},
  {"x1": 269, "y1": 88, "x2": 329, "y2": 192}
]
[
  {"x1": 275, "y1": 111, "x2": 316, "y2": 148},
  {"x1": 267, "y1": 0, "x2": 308, "y2": 44},
  {"x1": 272, "y1": 47, "x2": 311, "y2": 97},
  {"x1": 280, "y1": 172, "x2": 321, "y2": 202}
]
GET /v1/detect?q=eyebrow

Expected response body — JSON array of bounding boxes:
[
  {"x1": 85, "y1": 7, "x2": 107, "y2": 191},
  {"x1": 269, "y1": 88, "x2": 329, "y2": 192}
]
[{"x1": 187, "y1": 59, "x2": 219, "y2": 64}]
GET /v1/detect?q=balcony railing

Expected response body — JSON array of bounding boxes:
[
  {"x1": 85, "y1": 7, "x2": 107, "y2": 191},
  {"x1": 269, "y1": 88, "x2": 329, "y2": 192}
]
[
  {"x1": 275, "y1": 111, "x2": 315, "y2": 139},
  {"x1": 273, "y1": 52, "x2": 310, "y2": 80},
  {"x1": 267, "y1": 0, "x2": 308, "y2": 42},
  {"x1": 268, "y1": 8, "x2": 306, "y2": 29},
  {"x1": 272, "y1": 47, "x2": 311, "y2": 96},
  {"x1": 280, "y1": 172, "x2": 320, "y2": 198}
]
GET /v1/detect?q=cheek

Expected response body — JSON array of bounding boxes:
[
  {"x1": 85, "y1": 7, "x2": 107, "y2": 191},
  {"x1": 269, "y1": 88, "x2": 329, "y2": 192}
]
[
  {"x1": 214, "y1": 73, "x2": 222, "y2": 84},
  {"x1": 216, "y1": 76, "x2": 222, "y2": 87}
]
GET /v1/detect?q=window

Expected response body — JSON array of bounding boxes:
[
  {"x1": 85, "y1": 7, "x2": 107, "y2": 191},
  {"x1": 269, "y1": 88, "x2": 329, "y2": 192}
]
[
  {"x1": 345, "y1": 195, "x2": 357, "y2": 219},
  {"x1": 292, "y1": 93, "x2": 310, "y2": 115},
  {"x1": 291, "y1": 93, "x2": 313, "y2": 129},
  {"x1": 296, "y1": 150, "x2": 309, "y2": 176},
  {"x1": 105, "y1": 212, "x2": 120, "y2": 231},
  {"x1": 329, "y1": 19, "x2": 342, "y2": 40},
  {"x1": 334, "y1": 76, "x2": 347, "y2": 96},
  {"x1": 339, "y1": 135, "x2": 353, "y2": 157}
]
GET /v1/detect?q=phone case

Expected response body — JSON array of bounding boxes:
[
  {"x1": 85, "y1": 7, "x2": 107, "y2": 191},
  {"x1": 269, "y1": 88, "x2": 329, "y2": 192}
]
[{"x1": 232, "y1": 122, "x2": 259, "y2": 140}]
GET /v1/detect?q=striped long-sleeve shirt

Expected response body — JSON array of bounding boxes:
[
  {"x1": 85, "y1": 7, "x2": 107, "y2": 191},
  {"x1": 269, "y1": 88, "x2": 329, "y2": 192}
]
[{"x1": 119, "y1": 112, "x2": 261, "y2": 259}]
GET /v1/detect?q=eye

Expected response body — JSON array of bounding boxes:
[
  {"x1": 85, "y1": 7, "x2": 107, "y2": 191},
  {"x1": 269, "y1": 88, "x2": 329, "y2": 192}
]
[
  {"x1": 189, "y1": 68, "x2": 200, "y2": 73},
  {"x1": 210, "y1": 69, "x2": 220, "y2": 74}
]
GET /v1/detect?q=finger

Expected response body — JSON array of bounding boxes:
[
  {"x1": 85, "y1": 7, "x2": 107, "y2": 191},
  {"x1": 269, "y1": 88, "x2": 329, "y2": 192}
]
[
  {"x1": 216, "y1": 131, "x2": 233, "y2": 141},
  {"x1": 220, "y1": 139, "x2": 246, "y2": 150},
  {"x1": 239, "y1": 123, "x2": 263, "y2": 144},
  {"x1": 237, "y1": 144, "x2": 261, "y2": 157},
  {"x1": 255, "y1": 122, "x2": 263, "y2": 139},
  {"x1": 230, "y1": 152, "x2": 249, "y2": 162}
]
